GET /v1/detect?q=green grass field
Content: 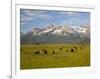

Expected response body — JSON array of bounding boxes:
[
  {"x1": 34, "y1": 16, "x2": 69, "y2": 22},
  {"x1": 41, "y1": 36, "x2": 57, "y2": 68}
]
[{"x1": 20, "y1": 44, "x2": 90, "y2": 69}]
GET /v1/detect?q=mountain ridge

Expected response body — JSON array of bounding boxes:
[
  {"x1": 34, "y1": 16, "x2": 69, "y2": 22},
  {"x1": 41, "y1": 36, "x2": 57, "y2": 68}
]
[{"x1": 21, "y1": 25, "x2": 90, "y2": 44}]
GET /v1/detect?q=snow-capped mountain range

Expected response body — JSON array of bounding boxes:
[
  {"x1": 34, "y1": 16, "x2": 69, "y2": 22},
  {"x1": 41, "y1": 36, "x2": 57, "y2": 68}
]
[
  {"x1": 21, "y1": 25, "x2": 90, "y2": 44},
  {"x1": 27, "y1": 24, "x2": 90, "y2": 36}
]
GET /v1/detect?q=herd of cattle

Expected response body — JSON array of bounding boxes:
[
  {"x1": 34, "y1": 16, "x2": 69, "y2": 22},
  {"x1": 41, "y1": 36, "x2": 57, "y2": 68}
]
[{"x1": 32, "y1": 45, "x2": 83, "y2": 55}]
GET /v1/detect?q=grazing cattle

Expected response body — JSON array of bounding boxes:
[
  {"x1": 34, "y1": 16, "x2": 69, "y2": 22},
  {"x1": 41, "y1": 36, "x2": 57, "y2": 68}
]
[
  {"x1": 70, "y1": 49, "x2": 74, "y2": 52},
  {"x1": 20, "y1": 49, "x2": 22, "y2": 51},
  {"x1": 59, "y1": 48, "x2": 62, "y2": 50},
  {"x1": 36, "y1": 43, "x2": 40, "y2": 45},
  {"x1": 35, "y1": 51, "x2": 40, "y2": 55},
  {"x1": 52, "y1": 50, "x2": 55, "y2": 54},
  {"x1": 73, "y1": 46, "x2": 77, "y2": 50},
  {"x1": 66, "y1": 49, "x2": 69, "y2": 52},
  {"x1": 80, "y1": 47, "x2": 83, "y2": 50},
  {"x1": 43, "y1": 49, "x2": 48, "y2": 55}
]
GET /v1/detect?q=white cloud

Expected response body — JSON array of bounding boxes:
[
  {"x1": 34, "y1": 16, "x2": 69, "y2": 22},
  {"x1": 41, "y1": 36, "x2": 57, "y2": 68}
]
[
  {"x1": 23, "y1": 10, "x2": 45, "y2": 16},
  {"x1": 20, "y1": 15, "x2": 33, "y2": 21},
  {"x1": 21, "y1": 22, "x2": 25, "y2": 25},
  {"x1": 58, "y1": 17, "x2": 81, "y2": 26},
  {"x1": 60, "y1": 11, "x2": 79, "y2": 16},
  {"x1": 66, "y1": 12, "x2": 78, "y2": 16},
  {"x1": 69, "y1": 18, "x2": 81, "y2": 26},
  {"x1": 21, "y1": 9, "x2": 53, "y2": 21},
  {"x1": 37, "y1": 14, "x2": 52, "y2": 20}
]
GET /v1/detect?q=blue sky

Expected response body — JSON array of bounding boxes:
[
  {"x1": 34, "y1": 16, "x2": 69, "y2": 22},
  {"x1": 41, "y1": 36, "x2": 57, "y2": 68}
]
[{"x1": 20, "y1": 9, "x2": 90, "y2": 33}]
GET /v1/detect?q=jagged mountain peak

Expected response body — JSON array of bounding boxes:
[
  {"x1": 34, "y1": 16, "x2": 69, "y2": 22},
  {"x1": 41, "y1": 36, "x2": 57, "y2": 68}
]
[
  {"x1": 31, "y1": 25, "x2": 77, "y2": 36},
  {"x1": 25, "y1": 25, "x2": 90, "y2": 37},
  {"x1": 77, "y1": 26, "x2": 90, "y2": 34},
  {"x1": 21, "y1": 25, "x2": 90, "y2": 44}
]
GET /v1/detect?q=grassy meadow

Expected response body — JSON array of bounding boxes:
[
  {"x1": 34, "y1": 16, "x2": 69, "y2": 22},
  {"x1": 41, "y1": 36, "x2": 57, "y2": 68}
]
[{"x1": 20, "y1": 44, "x2": 90, "y2": 69}]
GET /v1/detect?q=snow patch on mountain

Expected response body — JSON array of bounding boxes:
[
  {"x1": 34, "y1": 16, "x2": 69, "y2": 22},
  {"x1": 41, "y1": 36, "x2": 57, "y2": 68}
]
[{"x1": 26, "y1": 25, "x2": 90, "y2": 37}]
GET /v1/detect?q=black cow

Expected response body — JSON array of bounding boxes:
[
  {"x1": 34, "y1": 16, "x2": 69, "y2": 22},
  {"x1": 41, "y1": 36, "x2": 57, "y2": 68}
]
[
  {"x1": 43, "y1": 49, "x2": 48, "y2": 55},
  {"x1": 52, "y1": 50, "x2": 55, "y2": 54},
  {"x1": 70, "y1": 49, "x2": 74, "y2": 52},
  {"x1": 20, "y1": 49, "x2": 22, "y2": 51},
  {"x1": 66, "y1": 49, "x2": 69, "y2": 52},
  {"x1": 35, "y1": 43, "x2": 40, "y2": 45},
  {"x1": 35, "y1": 51, "x2": 40, "y2": 55},
  {"x1": 59, "y1": 48, "x2": 62, "y2": 50}
]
